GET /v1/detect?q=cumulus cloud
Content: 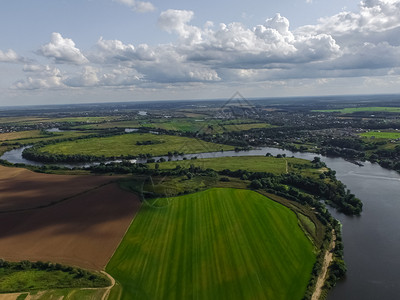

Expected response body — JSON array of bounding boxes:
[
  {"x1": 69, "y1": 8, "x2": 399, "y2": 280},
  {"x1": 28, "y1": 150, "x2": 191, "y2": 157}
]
[
  {"x1": 10, "y1": 2, "x2": 400, "y2": 92},
  {"x1": 90, "y1": 37, "x2": 156, "y2": 63},
  {"x1": 64, "y1": 66, "x2": 142, "y2": 87},
  {"x1": 12, "y1": 66, "x2": 64, "y2": 90},
  {"x1": 0, "y1": 49, "x2": 21, "y2": 63},
  {"x1": 158, "y1": 9, "x2": 202, "y2": 44},
  {"x1": 297, "y1": 0, "x2": 400, "y2": 43},
  {"x1": 38, "y1": 33, "x2": 88, "y2": 64},
  {"x1": 114, "y1": 0, "x2": 155, "y2": 13}
]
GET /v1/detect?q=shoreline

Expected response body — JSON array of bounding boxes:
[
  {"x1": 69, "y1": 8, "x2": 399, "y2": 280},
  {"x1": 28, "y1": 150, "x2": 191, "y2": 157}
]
[{"x1": 311, "y1": 230, "x2": 336, "y2": 300}]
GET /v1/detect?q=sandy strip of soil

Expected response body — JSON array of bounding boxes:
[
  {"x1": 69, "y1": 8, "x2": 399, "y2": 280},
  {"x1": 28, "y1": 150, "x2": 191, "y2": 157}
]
[
  {"x1": 311, "y1": 230, "x2": 336, "y2": 300},
  {"x1": 0, "y1": 165, "x2": 122, "y2": 212},
  {"x1": 0, "y1": 293, "x2": 24, "y2": 300},
  {"x1": 0, "y1": 183, "x2": 141, "y2": 270}
]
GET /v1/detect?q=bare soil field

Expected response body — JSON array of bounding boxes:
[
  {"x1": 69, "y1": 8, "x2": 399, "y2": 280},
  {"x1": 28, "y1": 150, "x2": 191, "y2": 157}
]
[
  {"x1": 0, "y1": 182, "x2": 141, "y2": 270},
  {"x1": 0, "y1": 165, "x2": 123, "y2": 212}
]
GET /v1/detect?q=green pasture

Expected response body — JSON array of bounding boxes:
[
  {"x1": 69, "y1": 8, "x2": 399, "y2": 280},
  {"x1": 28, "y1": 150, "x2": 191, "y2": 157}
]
[
  {"x1": 359, "y1": 131, "x2": 400, "y2": 139},
  {"x1": 150, "y1": 156, "x2": 321, "y2": 175},
  {"x1": 223, "y1": 123, "x2": 273, "y2": 131},
  {"x1": 106, "y1": 188, "x2": 316, "y2": 300},
  {"x1": 314, "y1": 106, "x2": 400, "y2": 113},
  {"x1": 0, "y1": 130, "x2": 43, "y2": 141},
  {"x1": 38, "y1": 133, "x2": 234, "y2": 157}
]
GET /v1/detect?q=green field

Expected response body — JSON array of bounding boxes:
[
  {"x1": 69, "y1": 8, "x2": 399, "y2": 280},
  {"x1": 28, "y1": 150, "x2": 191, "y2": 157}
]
[
  {"x1": 38, "y1": 133, "x2": 234, "y2": 157},
  {"x1": 149, "y1": 156, "x2": 322, "y2": 176},
  {"x1": 0, "y1": 130, "x2": 43, "y2": 141},
  {"x1": 106, "y1": 188, "x2": 316, "y2": 300},
  {"x1": 223, "y1": 123, "x2": 273, "y2": 131},
  {"x1": 314, "y1": 106, "x2": 400, "y2": 113},
  {"x1": 359, "y1": 131, "x2": 400, "y2": 139}
]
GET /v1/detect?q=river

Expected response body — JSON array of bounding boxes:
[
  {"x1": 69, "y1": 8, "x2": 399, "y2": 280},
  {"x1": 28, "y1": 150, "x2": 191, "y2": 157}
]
[{"x1": 1, "y1": 146, "x2": 400, "y2": 299}]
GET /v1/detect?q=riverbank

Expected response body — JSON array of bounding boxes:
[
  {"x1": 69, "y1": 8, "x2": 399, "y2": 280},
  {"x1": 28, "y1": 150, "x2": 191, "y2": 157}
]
[{"x1": 312, "y1": 230, "x2": 336, "y2": 300}]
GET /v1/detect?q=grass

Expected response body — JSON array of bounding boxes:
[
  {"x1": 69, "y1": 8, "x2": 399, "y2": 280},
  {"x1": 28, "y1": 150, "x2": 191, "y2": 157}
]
[
  {"x1": 0, "y1": 130, "x2": 43, "y2": 141},
  {"x1": 314, "y1": 107, "x2": 400, "y2": 113},
  {"x1": 106, "y1": 188, "x2": 316, "y2": 300},
  {"x1": 0, "y1": 130, "x2": 94, "y2": 145},
  {"x1": 73, "y1": 118, "x2": 273, "y2": 134},
  {"x1": 11, "y1": 288, "x2": 106, "y2": 299},
  {"x1": 223, "y1": 123, "x2": 274, "y2": 131},
  {"x1": 0, "y1": 269, "x2": 109, "y2": 293},
  {"x1": 119, "y1": 175, "x2": 219, "y2": 200},
  {"x1": 359, "y1": 131, "x2": 400, "y2": 139},
  {"x1": 149, "y1": 156, "x2": 320, "y2": 175},
  {"x1": 38, "y1": 133, "x2": 234, "y2": 157}
]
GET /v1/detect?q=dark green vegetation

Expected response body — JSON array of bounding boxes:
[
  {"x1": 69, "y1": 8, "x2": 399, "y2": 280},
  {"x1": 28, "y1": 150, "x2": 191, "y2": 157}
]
[
  {"x1": 0, "y1": 260, "x2": 110, "y2": 293},
  {"x1": 106, "y1": 188, "x2": 316, "y2": 300}
]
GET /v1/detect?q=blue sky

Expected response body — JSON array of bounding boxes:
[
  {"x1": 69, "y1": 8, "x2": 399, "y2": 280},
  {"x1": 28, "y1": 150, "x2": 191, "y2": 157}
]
[{"x1": 1, "y1": 0, "x2": 399, "y2": 106}]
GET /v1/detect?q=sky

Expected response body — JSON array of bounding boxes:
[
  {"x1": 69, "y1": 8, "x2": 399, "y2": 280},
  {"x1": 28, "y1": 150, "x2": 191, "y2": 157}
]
[{"x1": 1, "y1": 0, "x2": 400, "y2": 106}]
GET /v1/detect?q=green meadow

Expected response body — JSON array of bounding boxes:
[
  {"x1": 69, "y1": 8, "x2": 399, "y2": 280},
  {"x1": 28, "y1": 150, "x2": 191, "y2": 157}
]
[
  {"x1": 149, "y1": 156, "x2": 323, "y2": 177},
  {"x1": 106, "y1": 188, "x2": 316, "y2": 300},
  {"x1": 359, "y1": 131, "x2": 400, "y2": 139},
  {"x1": 37, "y1": 133, "x2": 234, "y2": 157},
  {"x1": 314, "y1": 106, "x2": 400, "y2": 113}
]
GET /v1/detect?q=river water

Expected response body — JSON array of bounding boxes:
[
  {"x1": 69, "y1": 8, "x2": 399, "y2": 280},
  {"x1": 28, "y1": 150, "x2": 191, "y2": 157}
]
[{"x1": 2, "y1": 146, "x2": 400, "y2": 299}]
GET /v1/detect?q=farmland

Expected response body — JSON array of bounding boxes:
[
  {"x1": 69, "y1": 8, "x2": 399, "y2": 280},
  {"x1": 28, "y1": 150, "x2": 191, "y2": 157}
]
[
  {"x1": 106, "y1": 188, "x2": 316, "y2": 300},
  {"x1": 72, "y1": 118, "x2": 273, "y2": 134},
  {"x1": 314, "y1": 106, "x2": 400, "y2": 113},
  {"x1": 37, "y1": 133, "x2": 234, "y2": 157},
  {"x1": 149, "y1": 156, "x2": 321, "y2": 175},
  {"x1": 0, "y1": 165, "x2": 122, "y2": 212},
  {"x1": 359, "y1": 131, "x2": 400, "y2": 139},
  {"x1": 0, "y1": 167, "x2": 141, "y2": 270},
  {"x1": 0, "y1": 130, "x2": 43, "y2": 142}
]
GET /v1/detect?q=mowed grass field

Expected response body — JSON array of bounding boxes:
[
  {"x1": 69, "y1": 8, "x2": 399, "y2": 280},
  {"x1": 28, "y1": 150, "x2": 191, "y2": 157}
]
[
  {"x1": 0, "y1": 130, "x2": 43, "y2": 141},
  {"x1": 106, "y1": 188, "x2": 316, "y2": 300},
  {"x1": 149, "y1": 156, "x2": 325, "y2": 178},
  {"x1": 359, "y1": 131, "x2": 400, "y2": 139},
  {"x1": 39, "y1": 133, "x2": 234, "y2": 157},
  {"x1": 314, "y1": 106, "x2": 400, "y2": 113}
]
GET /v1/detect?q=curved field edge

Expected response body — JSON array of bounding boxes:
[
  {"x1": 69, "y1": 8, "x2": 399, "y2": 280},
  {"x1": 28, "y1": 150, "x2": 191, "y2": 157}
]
[
  {"x1": 35, "y1": 133, "x2": 234, "y2": 158},
  {"x1": 106, "y1": 188, "x2": 316, "y2": 300}
]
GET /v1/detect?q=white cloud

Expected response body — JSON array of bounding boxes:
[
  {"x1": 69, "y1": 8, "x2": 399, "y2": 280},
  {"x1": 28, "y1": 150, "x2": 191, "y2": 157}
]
[
  {"x1": 12, "y1": 66, "x2": 64, "y2": 90},
  {"x1": 158, "y1": 9, "x2": 202, "y2": 44},
  {"x1": 9, "y1": 2, "x2": 400, "y2": 94},
  {"x1": 297, "y1": 0, "x2": 400, "y2": 42},
  {"x1": 38, "y1": 33, "x2": 89, "y2": 65},
  {"x1": 114, "y1": 0, "x2": 155, "y2": 13},
  {"x1": 0, "y1": 49, "x2": 21, "y2": 63},
  {"x1": 64, "y1": 66, "x2": 141, "y2": 87}
]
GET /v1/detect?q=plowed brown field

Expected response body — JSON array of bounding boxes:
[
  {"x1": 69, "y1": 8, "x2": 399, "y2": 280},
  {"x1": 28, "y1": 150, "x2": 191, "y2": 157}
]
[
  {"x1": 0, "y1": 166, "x2": 141, "y2": 270},
  {"x1": 0, "y1": 165, "x2": 125, "y2": 212}
]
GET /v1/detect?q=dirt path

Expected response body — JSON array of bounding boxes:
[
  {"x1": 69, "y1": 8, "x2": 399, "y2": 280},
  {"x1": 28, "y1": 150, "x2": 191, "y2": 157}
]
[
  {"x1": 311, "y1": 230, "x2": 336, "y2": 300},
  {"x1": 101, "y1": 271, "x2": 116, "y2": 300},
  {"x1": 0, "y1": 293, "x2": 24, "y2": 300},
  {"x1": 0, "y1": 272, "x2": 115, "y2": 300},
  {"x1": 284, "y1": 157, "x2": 288, "y2": 173}
]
